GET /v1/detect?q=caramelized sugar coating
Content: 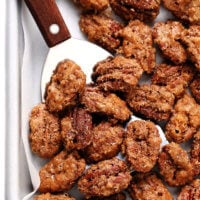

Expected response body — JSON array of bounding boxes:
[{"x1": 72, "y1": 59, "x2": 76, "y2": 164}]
[
  {"x1": 85, "y1": 192, "x2": 126, "y2": 200},
  {"x1": 162, "y1": 0, "x2": 200, "y2": 25},
  {"x1": 177, "y1": 179, "x2": 200, "y2": 200},
  {"x1": 80, "y1": 85, "x2": 131, "y2": 122},
  {"x1": 92, "y1": 55, "x2": 143, "y2": 93},
  {"x1": 29, "y1": 103, "x2": 62, "y2": 159},
  {"x1": 165, "y1": 113, "x2": 196, "y2": 144},
  {"x1": 117, "y1": 20, "x2": 156, "y2": 73},
  {"x1": 124, "y1": 120, "x2": 161, "y2": 172},
  {"x1": 39, "y1": 151, "x2": 86, "y2": 193},
  {"x1": 78, "y1": 157, "x2": 131, "y2": 198},
  {"x1": 151, "y1": 64, "x2": 194, "y2": 98},
  {"x1": 190, "y1": 74, "x2": 200, "y2": 103},
  {"x1": 73, "y1": 0, "x2": 109, "y2": 12},
  {"x1": 126, "y1": 84, "x2": 175, "y2": 121},
  {"x1": 153, "y1": 21, "x2": 187, "y2": 64},
  {"x1": 190, "y1": 131, "x2": 200, "y2": 176},
  {"x1": 158, "y1": 142, "x2": 194, "y2": 187},
  {"x1": 45, "y1": 59, "x2": 86, "y2": 113},
  {"x1": 181, "y1": 25, "x2": 200, "y2": 71},
  {"x1": 34, "y1": 193, "x2": 75, "y2": 200},
  {"x1": 61, "y1": 107, "x2": 93, "y2": 151},
  {"x1": 165, "y1": 94, "x2": 200, "y2": 143},
  {"x1": 110, "y1": 0, "x2": 161, "y2": 22},
  {"x1": 128, "y1": 172, "x2": 173, "y2": 200},
  {"x1": 173, "y1": 94, "x2": 200, "y2": 128},
  {"x1": 79, "y1": 14, "x2": 123, "y2": 53},
  {"x1": 83, "y1": 121, "x2": 124, "y2": 163}
]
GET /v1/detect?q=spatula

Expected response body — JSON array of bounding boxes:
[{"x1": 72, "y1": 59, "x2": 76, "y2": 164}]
[{"x1": 24, "y1": 0, "x2": 111, "y2": 97}]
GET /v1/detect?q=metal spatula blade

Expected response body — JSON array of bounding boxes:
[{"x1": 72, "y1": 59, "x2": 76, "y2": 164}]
[
  {"x1": 41, "y1": 38, "x2": 111, "y2": 96},
  {"x1": 24, "y1": 0, "x2": 111, "y2": 98}
]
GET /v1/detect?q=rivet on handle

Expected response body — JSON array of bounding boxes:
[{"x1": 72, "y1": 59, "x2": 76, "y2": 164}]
[{"x1": 49, "y1": 24, "x2": 60, "y2": 35}]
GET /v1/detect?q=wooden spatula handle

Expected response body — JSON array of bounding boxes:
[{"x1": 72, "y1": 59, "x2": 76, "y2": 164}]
[{"x1": 25, "y1": 0, "x2": 71, "y2": 47}]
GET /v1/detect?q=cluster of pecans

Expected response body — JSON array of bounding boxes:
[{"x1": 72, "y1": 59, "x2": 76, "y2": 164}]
[{"x1": 30, "y1": 0, "x2": 200, "y2": 199}]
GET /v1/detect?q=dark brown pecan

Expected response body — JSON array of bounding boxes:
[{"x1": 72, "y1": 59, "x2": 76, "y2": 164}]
[{"x1": 61, "y1": 107, "x2": 93, "y2": 151}]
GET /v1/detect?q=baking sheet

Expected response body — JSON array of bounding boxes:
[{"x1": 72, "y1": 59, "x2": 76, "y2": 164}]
[
  {"x1": 0, "y1": 0, "x2": 6, "y2": 199},
  {"x1": 21, "y1": 1, "x2": 180, "y2": 199},
  {"x1": 5, "y1": 0, "x2": 31, "y2": 200}
]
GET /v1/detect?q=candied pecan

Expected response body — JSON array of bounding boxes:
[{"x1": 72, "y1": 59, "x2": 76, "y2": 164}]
[
  {"x1": 29, "y1": 103, "x2": 62, "y2": 159},
  {"x1": 128, "y1": 172, "x2": 173, "y2": 200},
  {"x1": 158, "y1": 142, "x2": 194, "y2": 187},
  {"x1": 78, "y1": 157, "x2": 131, "y2": 198},
  {"x1": 177, "y1": 179, "x2": 200, "y2": 200},
  {"x1": 126, "y1": 84, "x2": 175, "y2": 121},
  {"x1": 85, "y1": 192, "x2": 126, "y2": 200},
  {"x1": 92, "y1": 55, "x2": 143, "y2": 93},
  {"x1": 151, "y1": 64, "x2": 194, "y2": 98},
  {"x1": 124, "y1": 120, "x2": 161, "y2": 172},
  {"x1": 165, "y1": 112, "x2": 196, "y2": 144},
  {"x1": 34, "y1": 193, "x2": 75, "y2": 200},
  {"x1": 190, "y1": 74, "x2": 200, "y2": 103},
  {"x1": 153, "y1": 21, "x2": 187, "y2": 64},
  {"x1": 39, "y1": 151, "x2": 86, "y2": 193},
  {"x1": 181, "y1": 25, "x2": 200, "y2": 71},
  {"x1": 117, "y1": 20, "x2": 156, "y2": 73},
  {"x1": 162, "y1": 0, "x2": 200, "y2": 25},
  {"x1": 61, "y1": 107, "x2": 93, "y2": 151},
  {"x1": 175, "y1": 94, "x2": 200, "y2": 128},
  {"x1": 79, "y1": 14, "x2": 123, "y2": 53},
  {"x1": 110, "y1": 0, "x2": 160, "y2": 22},
  {"x1": 73, "y1": 0, "x2": 109, "y2": 12},
  {"x1": 83, "y1": 121, "x2": 124, "y2": 163},
  {"x1": 190, "y1": 131, "x2": 200, "y2": 176},
  {"x1": 45, "y1": 59, "x2": 86, "y2": 113},
  {"x1": 165, "y1": 94, "x2": 200, "y2": 143},
  {"x1": 80, "y1": 85, "x2": 131, "y2": 122}
]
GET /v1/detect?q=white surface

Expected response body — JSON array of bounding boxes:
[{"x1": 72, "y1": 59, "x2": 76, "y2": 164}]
[{"x1": 0, "y1": 0, "x2": 6, "y2": 199}]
